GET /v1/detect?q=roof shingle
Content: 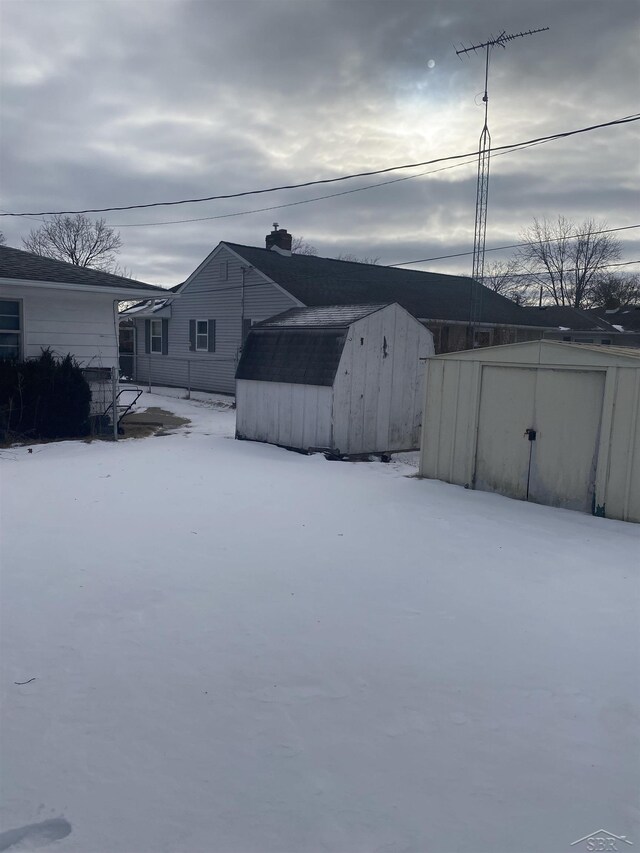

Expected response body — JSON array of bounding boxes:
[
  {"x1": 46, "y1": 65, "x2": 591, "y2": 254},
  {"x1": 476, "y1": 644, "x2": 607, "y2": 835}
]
[{"x1": 0, "y1": 245, "x2": 164, "y2": 293}]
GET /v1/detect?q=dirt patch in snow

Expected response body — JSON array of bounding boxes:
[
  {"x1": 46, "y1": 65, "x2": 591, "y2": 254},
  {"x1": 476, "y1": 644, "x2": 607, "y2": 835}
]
[{"x1": 119, "y1": 407, "x2": 190, "y2": 438}]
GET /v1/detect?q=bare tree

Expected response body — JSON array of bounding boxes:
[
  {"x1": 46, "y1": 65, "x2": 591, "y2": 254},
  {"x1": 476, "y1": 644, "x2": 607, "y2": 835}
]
[
  {"x1": 335, "y1": 253, "x2": 380, "y2": 265},
  {"x1": 516, "y1": 216, "x2": 621, "y2": 309},
  {"x1": 482, "y1": 258, "x2": 534, "y2": 305},
  {"x1": 0, "y1": 231, "x2": 5, "y2": 245},
  {"x1": 22, "y1": 214, "x2": 122, "y2": 270},
  {"x1": 291, "y1": 235, "x2": 318, "y2": 256},
  {"x1": 588, "y1": 272, "x2": 640, "y2": 309}
]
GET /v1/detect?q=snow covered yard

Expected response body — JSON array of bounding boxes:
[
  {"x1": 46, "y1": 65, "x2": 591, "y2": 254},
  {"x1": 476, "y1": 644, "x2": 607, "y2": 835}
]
[{"x1": 1, "y1": 390, "x2": 639, "y2": 853}]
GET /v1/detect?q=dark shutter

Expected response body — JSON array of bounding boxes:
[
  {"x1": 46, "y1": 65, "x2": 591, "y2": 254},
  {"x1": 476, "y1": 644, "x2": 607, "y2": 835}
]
[
  {"x1": 144, "y1": 319, "x2": 151, "y2": 354},
  {"x1": 208, "y1": 319, "x2": 216, "y2": 352},
  {"x1": 189, "y1": 320, "x2": 196, "y2": 351},
  {"x1": 161, "y1": 319, "x2": 169, "y2": 355}
]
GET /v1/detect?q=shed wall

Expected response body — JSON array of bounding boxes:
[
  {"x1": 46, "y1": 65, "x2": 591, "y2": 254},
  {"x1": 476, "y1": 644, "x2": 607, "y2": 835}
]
[
  {"x1": 236, "y1": 380, "x2": 333, "y2": 450},
  {"x1": 419, "y1": 347, "x2": 640, "y2": 522},
  {"x1": 332, "y1": 304, "x2": 434, "y2": 454}
]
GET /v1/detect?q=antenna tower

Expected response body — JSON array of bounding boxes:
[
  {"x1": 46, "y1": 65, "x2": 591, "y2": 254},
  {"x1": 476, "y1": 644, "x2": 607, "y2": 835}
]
[{"x1": 456, "y1": 27, "x2": 548, "y2": 335}]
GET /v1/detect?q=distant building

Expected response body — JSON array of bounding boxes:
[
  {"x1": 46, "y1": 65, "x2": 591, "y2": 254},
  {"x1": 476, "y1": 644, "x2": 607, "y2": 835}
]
[{"x1": 121, "y1": 226, "x2": 560, "y2": 395}]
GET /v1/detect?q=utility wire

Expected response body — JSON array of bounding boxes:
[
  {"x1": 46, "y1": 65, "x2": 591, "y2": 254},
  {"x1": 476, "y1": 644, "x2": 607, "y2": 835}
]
[
  {"x1": 3, "y1": 113, "x2": 638, "y2": 218},
  {"x1": 128, "y1": 258, "x2": 639, "y2": 303},
  {"x1": 389, "y1": 224, "x2": 640, "y2": 267},
  {"x1": 112, "y1": 154, "x2": 481, "y2": 228},
  {"x1": 112, "y1": 134, "x2": 551, "y2": 228}
]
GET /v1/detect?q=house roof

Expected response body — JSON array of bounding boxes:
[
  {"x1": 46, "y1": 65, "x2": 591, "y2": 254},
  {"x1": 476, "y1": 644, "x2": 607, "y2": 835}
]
[
  {"x1": 588, "y1": 305, "x2": 640, "y2": 332},
  {"x1": 520, "y1": 305, "x2": 620, "y2": 332},
  {"x1": 256, "y1": 303, "x2": 391, "y2": 329},
  {"x1": 236, "y1": 327, "x2": 347, "y2": 386},
  {"x1": 224, "y1": 243, "x2": 551, "y2": 327},
  {"x1": 0, "y1": 245, "x2": 164, "y2": 293}
]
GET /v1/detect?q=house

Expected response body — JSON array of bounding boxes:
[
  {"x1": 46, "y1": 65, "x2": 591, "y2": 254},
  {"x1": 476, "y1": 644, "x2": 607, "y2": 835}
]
[
  {"x1": 419, "y1": 340, "x2": 640, "y2": 522},
  {"x1": 519, "y1": 305, "x2": 639, "y2": 347},
  {"x1": 235, "y1": 303, "x2": 434, "y2": 455},
  {"x1": 121, "y1": 226, "x2": 560, "y2": 395},
  {"x1": 0, "y1": 244, "x2": 167, "y2": 409},
  {"x1": 589, "y1": 304, "x2": 640, "y2": 343}
]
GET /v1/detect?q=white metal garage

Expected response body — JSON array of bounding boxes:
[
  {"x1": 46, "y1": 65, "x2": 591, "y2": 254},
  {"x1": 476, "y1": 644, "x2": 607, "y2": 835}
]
[
  {"x1": 419, "y1": 340, "x2": 640, "y2": 522},
  {"x1": 236, "y1": 303, "x2": 434, "y2": 456}
]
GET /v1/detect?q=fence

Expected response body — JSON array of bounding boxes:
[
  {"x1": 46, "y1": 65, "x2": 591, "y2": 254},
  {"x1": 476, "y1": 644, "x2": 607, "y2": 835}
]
[
  {"x1": 121, "y1": 353, "x2": 238, "y2": 399},
  {"x1": 81, "y1": 365, "x2": 120, "y2": 440}
]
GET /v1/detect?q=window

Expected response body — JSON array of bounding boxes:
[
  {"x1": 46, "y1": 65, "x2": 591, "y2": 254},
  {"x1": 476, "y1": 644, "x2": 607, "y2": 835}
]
[
  {"x1": 189, "y1": 319, "x2": 215, "y2": 352},
  {"x1": 150, "y1": 319, "x2": 163, "y2": 353},
  {"x1": 601, "y1": 339, "x2": 612, "y2": 346},
  {"x1": 473, "y1": 329, "x2": 493, "y2": 349},
  {"x1": 196, "y1": 320, "x2": 209, "y2": 351},
  {"x1": 220, "y1": 261, "x2": 228, "y2": 281},
  {"x1": 0, "y1": 300, "x2": 21, "y2": 359}
]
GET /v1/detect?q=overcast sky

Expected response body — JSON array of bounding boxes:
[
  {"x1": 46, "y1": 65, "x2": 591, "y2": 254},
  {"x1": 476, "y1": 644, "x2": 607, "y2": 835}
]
[{"x1": 1, "y1": 0, "x2": 638, "y2": 286}]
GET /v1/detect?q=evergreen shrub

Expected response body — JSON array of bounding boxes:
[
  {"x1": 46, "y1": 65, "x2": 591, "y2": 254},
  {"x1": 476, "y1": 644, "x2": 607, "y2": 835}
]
[{"x1": 0, "y1": 349, "x2": 92, "y2": 442}]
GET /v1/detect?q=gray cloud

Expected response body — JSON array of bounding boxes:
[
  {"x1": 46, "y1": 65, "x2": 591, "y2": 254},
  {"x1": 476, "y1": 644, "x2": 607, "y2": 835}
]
[{"x1": 1, "y1": 0, "x2": 638, "y2": 286}]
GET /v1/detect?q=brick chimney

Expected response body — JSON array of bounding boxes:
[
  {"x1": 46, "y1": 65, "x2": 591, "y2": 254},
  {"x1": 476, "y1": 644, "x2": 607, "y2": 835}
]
[{"x1": 265, "y1": 223, "x2": 292, "y2": 256}]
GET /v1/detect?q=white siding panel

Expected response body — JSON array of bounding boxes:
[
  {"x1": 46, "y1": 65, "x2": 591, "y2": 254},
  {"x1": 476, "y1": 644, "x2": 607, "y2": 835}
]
[
  {"x1": 2, "y1": 284, "x2": 119, "y2": 369},
  {"x1": 132, "y1": 245, "x2": 297, "y2": 394},
  {"x1": 236, "y1": 380, "x2": 332, "y2": 451},
  {"x1": 334, "y1": 304, "x2": 434, "y2": 454}
]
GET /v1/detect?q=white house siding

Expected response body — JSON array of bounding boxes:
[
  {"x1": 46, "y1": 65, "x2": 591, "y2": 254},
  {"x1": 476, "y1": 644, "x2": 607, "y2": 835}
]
[
  {"x1": 332, "y1": 305, "x2": 434, "y2": 455},
  {"x1": 419, "y1": 341, "x2": 640, "y2": 522},
  {"x1": 236, "y1": 380, "x2": 333, "y2": 450},
  {"x1": 133, "y1": 245, "x2": 298, "y2": 394},
  {"x1": 2, "y1": 283, "x2": 118, "y2": 369}
]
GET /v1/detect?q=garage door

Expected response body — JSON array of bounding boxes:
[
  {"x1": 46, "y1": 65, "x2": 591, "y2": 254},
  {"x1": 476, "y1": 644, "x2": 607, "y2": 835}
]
[{"x1": 474, "y1": 366, "x2": 605, "y2": 513}]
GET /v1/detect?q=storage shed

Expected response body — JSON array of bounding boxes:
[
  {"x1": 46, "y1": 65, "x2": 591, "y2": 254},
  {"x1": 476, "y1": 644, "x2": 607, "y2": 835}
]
[
  {"x1": 419, "y1": 340, "x2": 640, "y2": 522},
  {"x1": 236, "y1": 303, "x2": 434, "y2": 455}
]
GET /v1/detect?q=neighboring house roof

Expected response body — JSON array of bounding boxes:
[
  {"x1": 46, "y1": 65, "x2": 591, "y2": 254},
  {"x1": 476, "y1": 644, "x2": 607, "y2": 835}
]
[
  {"x1": 224, "y1": 243, "x2": 550, "y2": 327},
  {"x1": 255, "y1": 303, "x2": 391, "y2": 329},
  {"x1": 0, "y1": 245, "x2": 164, "y2": 294},
  {"x1": 589, "y1": 305, "x2": 640, "y2": 333},
  {"x1": 520, "y1": 305, "x2": 620, "y2": 332}
]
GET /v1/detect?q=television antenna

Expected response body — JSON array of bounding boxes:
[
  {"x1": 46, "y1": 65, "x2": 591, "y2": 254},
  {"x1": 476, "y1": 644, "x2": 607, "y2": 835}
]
[{"x1": 456, "y1": 27, "x2": 549, "y2": 335}]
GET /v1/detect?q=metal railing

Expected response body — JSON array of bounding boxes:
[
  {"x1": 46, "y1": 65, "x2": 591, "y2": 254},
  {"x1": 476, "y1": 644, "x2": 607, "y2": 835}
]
[{"x1": 121, "y1": 353, "x2": 238, "y2": 399}]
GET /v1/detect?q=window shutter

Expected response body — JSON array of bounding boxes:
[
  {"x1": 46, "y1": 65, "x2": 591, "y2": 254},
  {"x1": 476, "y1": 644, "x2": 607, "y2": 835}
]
[
  {"x1": 208, "y1": 319, "x2": 216, "y2": 352},
  {"x1": 189, "y1": 320, "x2": 196, "y2": 351},
  {"x1": 161, "y1": 319, "x2": 169, "y2": 355},
  {"x1": 144, "y1": 319, "x2": 151, "y2": 354}
]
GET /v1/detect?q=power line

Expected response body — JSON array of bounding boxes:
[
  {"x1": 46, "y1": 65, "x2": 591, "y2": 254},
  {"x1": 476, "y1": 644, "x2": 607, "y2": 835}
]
[
  {"x1": 112, "y1": 134, "x2": 550, "y2": 229},
  {"x1": 127, "y1": 257, "x2": 639, "y2": 304},
  {"x1": 483, "y1": 259, "x2": 640, "y2": 280},
  {"x1": 2, "y1": 113, "x2": 638, "y2": 218},
  {"x1": 112, "y1": 155, "x2": 481, "y2": 228},
  {"x1": 389, "y1": 224, "x2": 640, "y2": 267}
]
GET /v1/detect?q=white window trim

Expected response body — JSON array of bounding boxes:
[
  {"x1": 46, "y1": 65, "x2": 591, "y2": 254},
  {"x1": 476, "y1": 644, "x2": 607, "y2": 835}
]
[
  {"x1": 150, "y1": 319, "x2": 163, "y2": 354},
  {"x1": 195, "y1": 319, "x2": 209, "y2": 352},
  {"x1": 0, "y1": 298, "x2": 23, "y2": 360}
]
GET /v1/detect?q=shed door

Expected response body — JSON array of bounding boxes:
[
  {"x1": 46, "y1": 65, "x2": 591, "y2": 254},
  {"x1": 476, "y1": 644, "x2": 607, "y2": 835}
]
[
  {"x1": 474, "y1": 365, "x2": 605, "y2": 513},
  {"x1": 527, "y1": 369, "x2": 605, "y2": 512},
  {"x1": 474, "y1": 366, "x2": 536, "y2": 500}
]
